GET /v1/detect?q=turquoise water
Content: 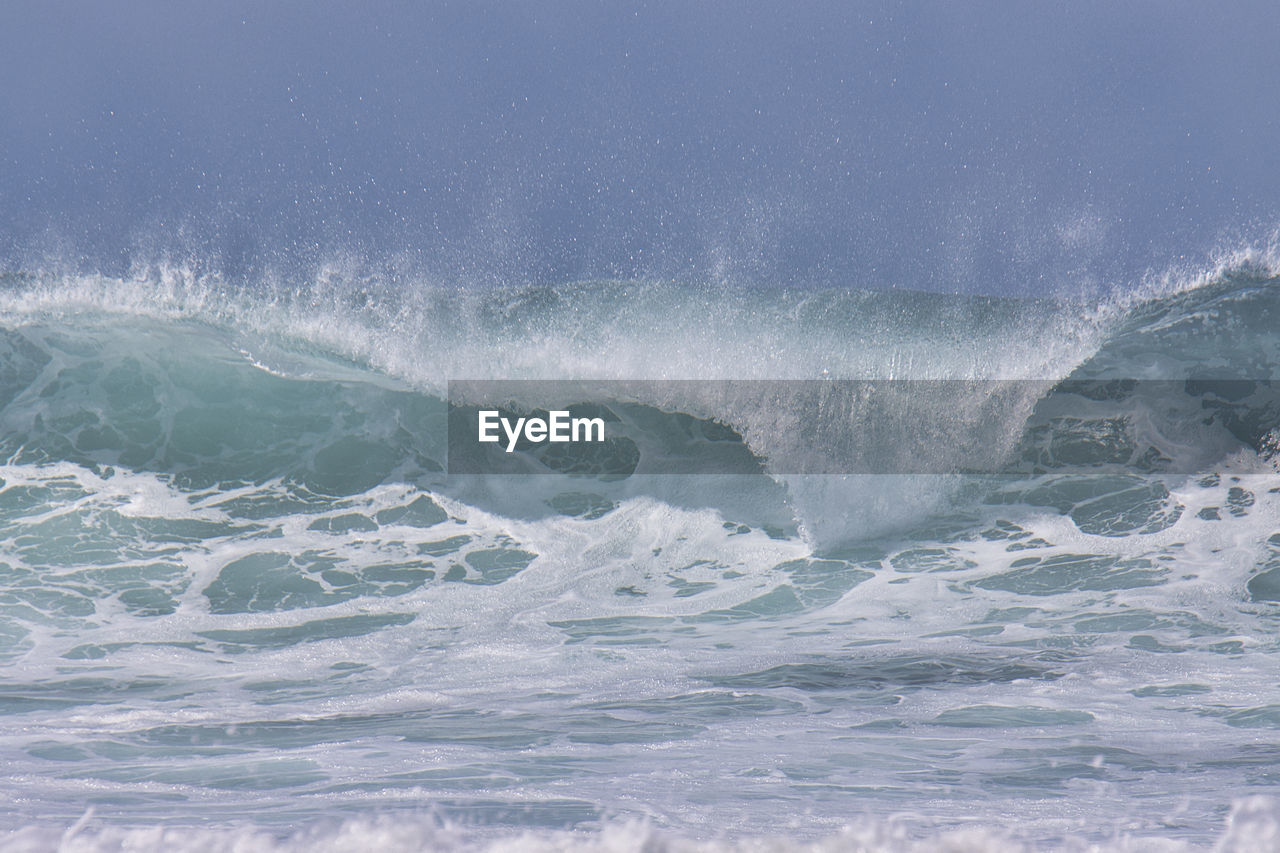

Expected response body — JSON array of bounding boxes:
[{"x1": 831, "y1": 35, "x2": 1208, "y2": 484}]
[{"x1": 2, "y1": 264, "x2": 1280, "y2": 850}]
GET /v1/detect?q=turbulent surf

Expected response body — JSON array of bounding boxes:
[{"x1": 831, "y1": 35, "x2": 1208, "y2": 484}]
[{"x1": 2, "y1": 263, "x2": 1280, "y2": 850}]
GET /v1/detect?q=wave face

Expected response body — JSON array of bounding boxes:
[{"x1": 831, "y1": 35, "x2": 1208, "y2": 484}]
[{"x1": 2, "y1": 266, "x2": 1280, "y2": 849}]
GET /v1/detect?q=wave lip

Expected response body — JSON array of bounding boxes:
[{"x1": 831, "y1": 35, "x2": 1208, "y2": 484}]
[{"x1": 0, "y1": 265, "x2": 1278, "y2": 543}]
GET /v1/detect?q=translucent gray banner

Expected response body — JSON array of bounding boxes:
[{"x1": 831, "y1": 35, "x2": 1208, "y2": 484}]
[{"x1": 446, "y1": 379, "x2": 1279, "y2": 476}]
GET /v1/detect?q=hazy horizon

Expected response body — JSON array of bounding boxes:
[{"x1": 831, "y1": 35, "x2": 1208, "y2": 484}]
[{"x1": 3, "y1": 2, "x2": 1279, "y2": 293}]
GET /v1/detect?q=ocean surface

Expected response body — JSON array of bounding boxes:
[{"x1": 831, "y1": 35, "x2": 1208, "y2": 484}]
[{"x1": 1, "y1": 258, "x2": 1280, "y2": 850}]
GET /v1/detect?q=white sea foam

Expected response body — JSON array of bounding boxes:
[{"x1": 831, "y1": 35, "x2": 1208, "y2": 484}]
[{"x1": 6, "y1": 796, "x2": 1280, "y2": 852}]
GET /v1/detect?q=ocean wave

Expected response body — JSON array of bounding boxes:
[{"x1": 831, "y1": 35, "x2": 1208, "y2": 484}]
[
  {"x1": 1, "y1": 261, "x2": 1280, "y2": 846},
  {"x1": 0, "y1": 264, "x2": 1277, "y2": 541}
]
